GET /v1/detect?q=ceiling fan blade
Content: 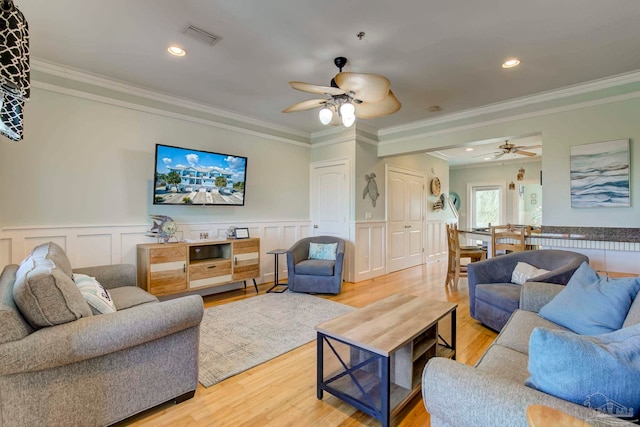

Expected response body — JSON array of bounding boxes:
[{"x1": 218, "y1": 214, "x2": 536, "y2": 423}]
[
  {"x1": 334, "y1": 72, "x2": 391, "y2": 103},
  {"x1": 354, "y1": 90, "x2": 401, "y2": 119},
  {"x1": 513, "y1": 144, "x2": 542, "y2": 150},
  {"x1": 282, "y1": 99, "x2": 328, "y2": 113},
  {"x1": 515, "y1": 150, "x2": 537, "y2": 157},
  {"x1": 473, "y1": 151, "x2": 501, "y2": 158},
  {"x1": 289, "y1": 81, "x2": 345, "y2": 96}
]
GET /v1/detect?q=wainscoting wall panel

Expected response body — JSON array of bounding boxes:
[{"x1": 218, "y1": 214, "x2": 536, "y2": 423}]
[
  {"x1": 426, "y1": 220, "x2": 448, "y2": 263},
  {"x1": 354, "y1": 221, "x2": 386, "y2": 282},
  {"x1": 0, "y1": 221, "x2": 312, "y2": 291},
  {"x1": 76, "y1": 234, "x2": 113, "y2": 267}
]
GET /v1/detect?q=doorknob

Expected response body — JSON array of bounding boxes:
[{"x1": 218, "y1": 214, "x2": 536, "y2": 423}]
[{"x1": 313, "y1": 225, "x2": 318, "y2": 229}]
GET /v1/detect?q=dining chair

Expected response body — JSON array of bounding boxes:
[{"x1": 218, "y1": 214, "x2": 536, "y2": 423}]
[
  {"x1": 490, "y1": 224, "x2": 529, "y2": 257},
  {"x1": 445, "y1": 223, "x2": 487, "y2": 288}
]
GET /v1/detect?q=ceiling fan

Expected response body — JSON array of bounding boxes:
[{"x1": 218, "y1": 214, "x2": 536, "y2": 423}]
[
  {"x1": 282, "y1": 57, "x2": 401, "y2": 127},
  {"x1": 488, "y1": 141, "x2": 542, "y2": 159}
]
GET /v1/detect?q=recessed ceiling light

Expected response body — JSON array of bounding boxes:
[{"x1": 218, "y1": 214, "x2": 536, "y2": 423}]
[
  {"x1": 167, "y1": 46, "x2": 186, "y2": 57},
  {"x1": 502, "y1": 58, "x2": 520, "y2": 68},
  {"x1": 484, "y1": 157, "x2": 491, "y2": 161},
  {"x1": 465, "y1": 148, "x2": 474, "y2": 152}
]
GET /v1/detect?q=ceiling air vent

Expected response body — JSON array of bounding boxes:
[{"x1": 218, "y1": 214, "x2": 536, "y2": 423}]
[{"x1": 182, "y1": 24, "x2": 222, "y2": 46}]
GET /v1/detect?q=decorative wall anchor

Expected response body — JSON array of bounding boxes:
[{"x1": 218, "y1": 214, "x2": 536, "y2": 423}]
[
  {"x1": 147, "y1": 215, "x2": 178, "y2": 243},
  {"x1": 433, "y1": 193, "x2": 447, "y2": 211},
  {"x1": 363, "y1": 173, "x2": 379, "y2": 207}
]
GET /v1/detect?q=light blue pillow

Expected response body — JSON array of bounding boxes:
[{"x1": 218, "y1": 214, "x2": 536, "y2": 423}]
[
  {"x1": 538, "y1": 262, "x2": 640, "y2": 335},
  {"x1": 525, "y1": 324, "x2": 640, "y2": 419},
  {"x1": 308, "y1": 242, "x2": 338, "y2": 260}
]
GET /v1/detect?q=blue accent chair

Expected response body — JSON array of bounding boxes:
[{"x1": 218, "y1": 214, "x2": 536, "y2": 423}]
[
  {"x1": 286, "y1": 236, "x2": 345, "y2": 294},
  {"x1": 468, "y1": 249, "x2": 588, "y2": 331}
]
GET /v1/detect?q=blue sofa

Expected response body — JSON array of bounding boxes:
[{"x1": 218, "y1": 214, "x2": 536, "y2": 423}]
[{"x1": 468, "y1": 250, "x2": 588, "y2": 331}]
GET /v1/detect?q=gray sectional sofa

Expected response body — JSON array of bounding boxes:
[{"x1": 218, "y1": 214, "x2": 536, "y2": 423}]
[
  {"x1": 0, "y1": 242, "x2": 204, "y2": 427},
  {"x1": 422, "y1": 280, "x2": 638, "y2": 427}
]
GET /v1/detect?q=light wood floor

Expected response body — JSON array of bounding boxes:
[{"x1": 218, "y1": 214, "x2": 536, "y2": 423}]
[{"x1": 118, "y1": 261, "x2": 497, "y2": 427}]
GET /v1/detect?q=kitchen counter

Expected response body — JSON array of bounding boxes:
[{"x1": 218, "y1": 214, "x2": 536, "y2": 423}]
[{"x1": 459, "y1": 226, "x2": 640, "y2": 252}]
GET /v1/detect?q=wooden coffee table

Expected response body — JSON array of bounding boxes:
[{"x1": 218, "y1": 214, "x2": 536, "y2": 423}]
[{"x1": 315, "y1": 293, "x2": 457, "y2": 427}]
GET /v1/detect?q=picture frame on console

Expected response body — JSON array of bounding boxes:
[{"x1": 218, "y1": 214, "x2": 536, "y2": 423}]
[{"x1": 234, "y1": 227, "x2": 250, "y2": 239}]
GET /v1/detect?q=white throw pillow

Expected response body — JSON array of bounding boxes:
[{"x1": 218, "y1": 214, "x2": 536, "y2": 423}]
[
  {"x1": 511, "y1": 262, "x2": 550, "y2": 285},
  {"x1": 73, "y1": 273, "x2": 117, "y2": 314}
]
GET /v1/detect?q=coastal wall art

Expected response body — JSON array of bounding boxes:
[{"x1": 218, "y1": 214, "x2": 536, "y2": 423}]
[{"x1": 570, "y1": 139, "x2": 630, "y2": 208}]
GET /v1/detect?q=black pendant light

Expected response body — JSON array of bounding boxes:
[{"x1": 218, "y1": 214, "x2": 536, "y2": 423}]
[{"x1": 1, "y1": 0, "x2": 30, "y2": 141}]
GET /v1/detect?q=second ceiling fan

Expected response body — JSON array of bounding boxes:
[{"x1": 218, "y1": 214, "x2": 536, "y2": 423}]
[
  {"x1": 283, "y1": 57, "x2": 401, "y2": 127},
  {"x1": 489, "y1": 141, "x2": 542, "y2": 159}
]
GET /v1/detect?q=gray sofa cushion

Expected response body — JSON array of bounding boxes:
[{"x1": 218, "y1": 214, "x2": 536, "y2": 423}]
[
  {"x1": 110, "y1": 286, "x2": 159, "y2": 310},
  {"x1": 494, "y1": 309, "x2": 569, "y2": 355},
  {"x1": 474, "y1": 283, "x2": 522, "y2": 331},
  {"x1": 475, "y1": 283, "x2": 522, "y2": 312},
  {"x1": 295, "y1": 259, "x2": 335, "y2": 276},
  {"x1": 30, "y1": 242, "x2": 74, "y2": 279},
  {"x1": 0, "y1": 265, "x2": 33, "y2": 344},
  {"x1": 13, "y1": 251, "x2": 92, "y2": 328},
  {"x1": 475, "y1": 345, "x2": 530, "y2": 383}
]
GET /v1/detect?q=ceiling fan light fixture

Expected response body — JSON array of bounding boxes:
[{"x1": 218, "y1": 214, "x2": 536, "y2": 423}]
[
  {"x1": 339, "y1": 101, "x2": 356, "y2": 127},
  {"x1": 319, "y1": 106, "x2": 333, "y2": 125},
  {"x1": 342, "y1": 113, "x2": 356, "y2": 128},
  {"x1": 339, "y1": 101, "x2": 355, "y2": 117}
]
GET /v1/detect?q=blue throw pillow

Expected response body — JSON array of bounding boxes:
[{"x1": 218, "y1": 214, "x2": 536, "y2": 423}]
[
  {"x1": 538, "y1": 262, "x2": 640, "y2": 334},
  {"x1": 308, "y1": 242, "x2": 337, "y2": 260},
  {"x1": 525, "y1": 325, "x2": 640, "y2": 419}
]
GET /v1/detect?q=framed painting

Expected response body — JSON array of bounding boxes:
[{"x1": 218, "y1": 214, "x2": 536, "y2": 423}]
[{"x1": 570, "y1": 139, "x2": 630, "y2": 208}]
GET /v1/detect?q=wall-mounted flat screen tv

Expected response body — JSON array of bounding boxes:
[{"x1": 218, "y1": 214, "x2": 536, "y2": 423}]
[{"x1": 153, "y1": 144, "x2": 247, "y2": 206}]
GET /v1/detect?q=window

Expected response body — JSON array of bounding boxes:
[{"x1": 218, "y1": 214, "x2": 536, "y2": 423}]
[{"x1": 468, "y1": 183, "x2": 506, "y2": 229}]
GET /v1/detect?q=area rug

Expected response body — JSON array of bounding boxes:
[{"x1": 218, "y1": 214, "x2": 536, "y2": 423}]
[{"x1": 198, "y1": 291, "x2": 354, "y2": 388}]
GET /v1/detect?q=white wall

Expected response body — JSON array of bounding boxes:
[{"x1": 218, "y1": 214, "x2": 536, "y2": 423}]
[
  {"x1": 0, "y1": 87, "x2": 310, "y2": 228},
  {"x1": 378, "y1": 96, "x2": 640, "y2": 228},
  {"x1": 0, "y1": 86, "x2": 312, "y2": 280}
]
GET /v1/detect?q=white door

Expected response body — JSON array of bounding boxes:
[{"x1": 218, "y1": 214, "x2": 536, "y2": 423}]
[
  {"x1": 387, "y1": 168, "x2": 424, "y2": 273},
  {"x1": 310, "y1": 160, "x2": 349, "y2": 238}
]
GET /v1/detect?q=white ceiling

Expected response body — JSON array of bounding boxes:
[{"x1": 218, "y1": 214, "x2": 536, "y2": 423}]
[{"x1": 16, "y1": 0, "x2": 640, "y2": 138}]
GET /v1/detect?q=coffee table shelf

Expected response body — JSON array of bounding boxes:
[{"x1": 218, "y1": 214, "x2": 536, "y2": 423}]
[{"x1": 316, "y1": 293, "x2": 457, "y2": 427}]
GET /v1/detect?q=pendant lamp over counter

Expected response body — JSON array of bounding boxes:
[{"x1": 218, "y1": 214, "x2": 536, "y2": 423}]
[{"x1": 0, "y1": 0, "x2": 30, "y2": 141}]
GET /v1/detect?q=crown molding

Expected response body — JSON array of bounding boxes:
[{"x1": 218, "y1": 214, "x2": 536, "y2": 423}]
[
  {"x1": 30, "y1": 57, "x2": 640, "y2": 152},
  {"x1": 449, "y1": 156, "x2": 542, "y2": 170},
  {"x1": 379, "y1": 69, "x2": 640, "y2": 139},
  {"x1": 31, "y1": 58, "x2": 309, "y2": 143},
  {"x1": 379, "y1": 89, "x2": 640, "y2": 147},
  {"x1": 32, "y1": 81, "x2": 312, "y2": 148},
  {"x1": 426, "y1": 151, "x2": 449, "y2": 161}
]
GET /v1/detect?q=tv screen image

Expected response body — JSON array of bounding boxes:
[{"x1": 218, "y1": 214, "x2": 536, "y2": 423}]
[{"x1": 153, "y1": 144, "x2": 247, "y2": 206}]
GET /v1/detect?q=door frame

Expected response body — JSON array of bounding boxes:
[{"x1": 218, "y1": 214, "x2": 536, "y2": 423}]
[
  {"x1": 310, "y1": 157, "x2": 351, "y2": 235},
  {"x1": 310, "y1": 157, "x2": 352, "y2": 278},
  {"x1": 466, "y1": 180, "x2": 507, "y2": 229},
  {"x1": 385, "y1": 164, "x2": 426, "y2": 272}
]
